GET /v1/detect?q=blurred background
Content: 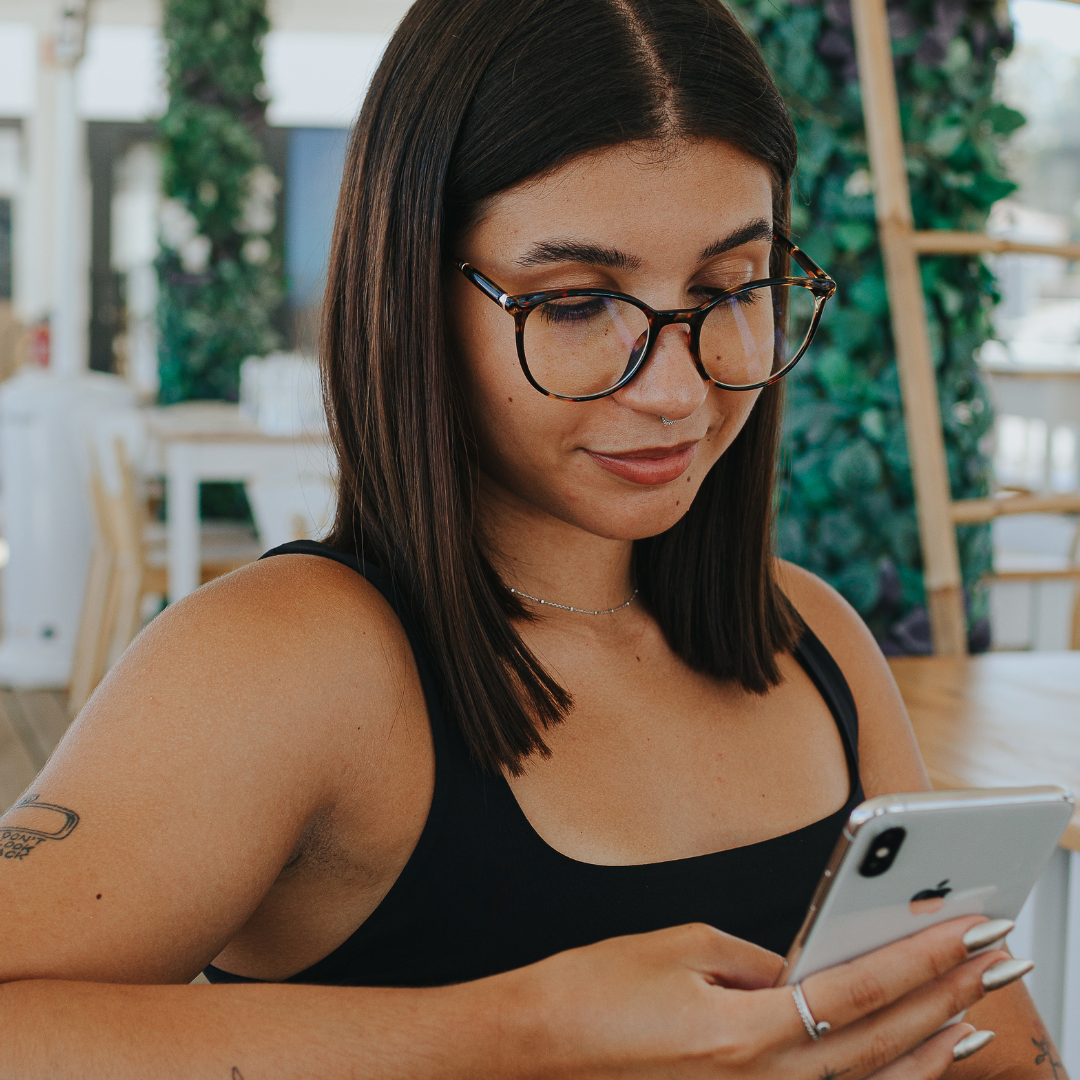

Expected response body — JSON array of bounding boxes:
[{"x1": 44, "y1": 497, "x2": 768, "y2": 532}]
[{"x1": 0, "y1": 0, "x2": 404, "y2": 384}]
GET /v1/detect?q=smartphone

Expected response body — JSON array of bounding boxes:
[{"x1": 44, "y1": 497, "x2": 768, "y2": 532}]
[{"x1": 779, "y1": 785, "x2": 1074, "y2": 985}]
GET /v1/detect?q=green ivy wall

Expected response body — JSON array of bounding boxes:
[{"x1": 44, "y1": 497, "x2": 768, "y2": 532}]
[
  {"x1": 156, "y1": 0, "x2": 284, "y2": 404},
  {"x1": 732, "y1": 0, "x2": 1022, "y2": 652}
]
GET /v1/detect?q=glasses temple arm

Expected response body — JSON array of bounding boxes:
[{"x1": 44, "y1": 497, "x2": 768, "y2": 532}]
[
  {"x1": 458, "y1": 261, "x2": 513, "y2": 309},
  {"x1": 774, "y1": 232, "x2": 833, "y2": 284}
]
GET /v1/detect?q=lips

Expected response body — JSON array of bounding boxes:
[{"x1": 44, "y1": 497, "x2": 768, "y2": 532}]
[{"x1": 586, "y1": 441, "x2": 698, "y2": 485}]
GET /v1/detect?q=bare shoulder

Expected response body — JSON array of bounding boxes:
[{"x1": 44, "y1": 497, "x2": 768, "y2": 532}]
[
  {"x1": 0, "y1": 551, "x2": 429, "y2": 985},
  {"x1": 133, "y1": 551, "x2": 416, "y2": 716},
  {"x1": 87, "y1": 551, "x2": 423, "y2": 781},
  {"x1": 774, "y1": 559, "x2": 892, "y2": 687},
  {"x1": 774, "y1": 560, "x2": 930, "y2": 797}
]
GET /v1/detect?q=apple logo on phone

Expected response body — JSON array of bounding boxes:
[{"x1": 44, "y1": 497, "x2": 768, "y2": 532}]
[{"x1": 910, "y1": 879, "x2": 953, "y2": 915}]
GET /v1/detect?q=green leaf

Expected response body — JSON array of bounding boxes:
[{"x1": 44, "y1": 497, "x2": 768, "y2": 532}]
[
  {"x1": 833, "y1": 221, "x2": 876, "y2": 254},
  {"x1": 985, "y1": 103, "x2": 1025, "y2": 136},
  {"x1": 828, "y1": 439, "x2": 883, "y2": 493}
]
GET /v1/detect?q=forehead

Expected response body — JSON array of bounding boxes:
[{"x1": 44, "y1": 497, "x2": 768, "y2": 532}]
[{"x1": 469, "y1": 138, "x2": 775, "y2": 253}]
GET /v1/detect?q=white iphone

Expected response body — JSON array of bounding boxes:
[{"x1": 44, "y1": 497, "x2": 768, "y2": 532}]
[{"x1": 780, "y1": 785, "x2": 1074, "y2": 985}]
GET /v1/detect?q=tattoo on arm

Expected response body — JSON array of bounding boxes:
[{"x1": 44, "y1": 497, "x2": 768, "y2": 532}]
[
  {"x1": 0, "y1": 795, "x2": 80, "y2": 860},
  {"x1": 1033, "y1": 1037, "x2": 1064, "y2": 1078}
]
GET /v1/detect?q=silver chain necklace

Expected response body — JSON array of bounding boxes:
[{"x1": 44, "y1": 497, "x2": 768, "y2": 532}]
[{"x1": 508, "y1": 586, "x2": 638, "y2": 616}]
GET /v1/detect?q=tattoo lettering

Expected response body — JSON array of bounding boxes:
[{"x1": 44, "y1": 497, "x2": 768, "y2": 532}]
[
  {"x1": 0, "y1": 794, "x2": 80, "y2": 860},
  {"x1": 1033, "y1": 1037, "x2": 1064, "y2": 1079}
]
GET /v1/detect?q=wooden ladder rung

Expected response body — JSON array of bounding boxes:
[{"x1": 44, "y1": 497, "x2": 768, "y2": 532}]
[
  {"x1": 988, "y1": 569, "x2": 1080, "y2": 583},
  {"x1": 910, "y1": 232, "x2": 1080, "y2": 260},
  {"x1": 951, "y1": 494, "x2": 1080, "y2": 524}
]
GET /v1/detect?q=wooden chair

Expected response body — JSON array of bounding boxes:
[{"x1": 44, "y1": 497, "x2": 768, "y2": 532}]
[
  {"x1": 68, "y1": 461, "x2": 119, "y2": 714},
  {"x1": 69, "y1": 431, "x2": 261, "y2": 716},
  {"x1": 851, "y1": 0, "x2": 1080, "y2": 654},
  {"x1": 0, "y1": 302, "x2": 24, "y2": 384}
]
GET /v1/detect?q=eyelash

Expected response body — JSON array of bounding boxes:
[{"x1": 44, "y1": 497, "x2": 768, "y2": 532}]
[
  {"x1": 540, "y1": 298, "x2": 607, "y2": 324},
  {"x1": 537, "y1": 286, "x2": 763, "y2": 327}
]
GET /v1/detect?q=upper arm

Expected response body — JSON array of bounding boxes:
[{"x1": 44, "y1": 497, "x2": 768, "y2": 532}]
[
  {"x1": 0, "y1": 555, "x2": 407, "y2": 985},
  {"x1": 775, "y1": 560, "x2": 930, "y2": 799}
]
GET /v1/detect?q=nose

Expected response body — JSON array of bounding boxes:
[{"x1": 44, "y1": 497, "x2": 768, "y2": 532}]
[{"x1": 613, "y1": 322, "x2": 708, "y2": 422}]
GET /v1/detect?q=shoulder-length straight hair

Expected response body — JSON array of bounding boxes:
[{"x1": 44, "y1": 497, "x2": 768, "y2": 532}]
[{"x1": 323, "y1": 0, "x2": 802, "y2": 773}]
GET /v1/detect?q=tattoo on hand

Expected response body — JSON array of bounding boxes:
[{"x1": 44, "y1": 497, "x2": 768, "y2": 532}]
[
  {"x1": 1033, "y1": 1037, "x2": 1064, "y2": 1078},
  {"x1": 0, "y1": 795, "x2": 80, "y2": 860}
]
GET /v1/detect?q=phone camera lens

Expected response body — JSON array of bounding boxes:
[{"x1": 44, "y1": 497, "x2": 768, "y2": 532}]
[{"x1": 858, "y1": 826, "x2": 906, "y2": 877}]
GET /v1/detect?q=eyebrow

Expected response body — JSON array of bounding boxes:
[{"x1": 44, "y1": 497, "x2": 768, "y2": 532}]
[
  {"x1": 697, "y1": 219, "x2": 774, "y2": 262},
  {"x1": 515, "y1": 218, "x2": 774, "y2": 272},
  {"x1": 517, "y1": 240, "x2": 642, "y2": 271}
]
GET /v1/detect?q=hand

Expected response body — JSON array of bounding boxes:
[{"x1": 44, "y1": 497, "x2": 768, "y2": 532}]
[{"x1": 502, "y1": 915, "x2": 1011, "y2": 1079}]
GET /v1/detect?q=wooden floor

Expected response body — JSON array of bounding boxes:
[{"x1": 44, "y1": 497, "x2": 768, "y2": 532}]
[{"x1": 0, "y1": 689, "x2": 70, "y2": 813}]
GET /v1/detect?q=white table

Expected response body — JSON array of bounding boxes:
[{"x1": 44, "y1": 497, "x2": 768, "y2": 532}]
[{"x1": 146, "y1": 403, "x2": 335, "y2": 602}]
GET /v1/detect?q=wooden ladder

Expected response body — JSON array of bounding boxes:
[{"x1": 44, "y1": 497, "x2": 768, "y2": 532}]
[{"x1": 851, "y1": 0, "x2": 1080, "y2": 655}]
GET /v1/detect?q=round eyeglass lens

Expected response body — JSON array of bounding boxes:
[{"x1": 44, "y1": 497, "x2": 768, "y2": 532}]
[
  {"x1": 522, "y1": 294, "x2": 650, "y2": 398},
  {"x1": 698, "y1": 283, "x2": 817, "y2": 388}
]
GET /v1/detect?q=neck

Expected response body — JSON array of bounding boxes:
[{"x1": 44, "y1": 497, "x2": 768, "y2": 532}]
[{"x1": 477, "y1": 474, "x2": 635, "y2": 612}]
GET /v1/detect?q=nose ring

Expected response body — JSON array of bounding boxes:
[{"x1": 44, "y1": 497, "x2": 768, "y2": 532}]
[{"x1": 661, "y1": 416, "x2": 679, "y2": 426}]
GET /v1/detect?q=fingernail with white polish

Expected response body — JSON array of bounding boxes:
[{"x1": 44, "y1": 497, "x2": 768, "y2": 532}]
[
  {"x1": 963, "y1": 919, "x2": 1015, "y2": 953},
  {"x1": 953, "y1": 1030, "x2": 996, "y2": 1061},
  {"x1": 982, "y1": 958, "x2": 1034, "y2": 991}
]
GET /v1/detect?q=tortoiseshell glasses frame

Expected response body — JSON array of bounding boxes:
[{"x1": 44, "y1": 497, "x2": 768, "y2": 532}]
[{"x1": 456, "y1": 232, "x2": 836, "y2": 402}]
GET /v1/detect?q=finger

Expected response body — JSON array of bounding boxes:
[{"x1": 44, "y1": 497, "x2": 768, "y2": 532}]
[
  {"x1": 864, "y1": 1023, "x2": 978, "y2": 1080},
  {"x1": 671, "y1": 923, "x2": 786, "y2": 989},
  {"x1": 795, "y1": 915, "x2": 988, "y2": 1033},
  {"x1": 801, "y1": 949, "x2": 1007, "y2": 1079}
]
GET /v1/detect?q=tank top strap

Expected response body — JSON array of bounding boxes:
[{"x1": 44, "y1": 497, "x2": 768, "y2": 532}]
[
  {"x1": 259, "y1": 540, "x2": 458, "y2": 765},
  {"x1": 792, "y1": 624, "x2": 860, "y2": 792}
]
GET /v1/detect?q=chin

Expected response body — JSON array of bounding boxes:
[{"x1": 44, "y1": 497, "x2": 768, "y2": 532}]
[{"x1": 557, "y1": 492, "x2": 694, "y2": 541}]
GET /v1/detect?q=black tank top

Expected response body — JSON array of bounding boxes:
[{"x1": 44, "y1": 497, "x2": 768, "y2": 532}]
[{"x1": 205, "y1": 540, "x2": 864, "y2": 987}]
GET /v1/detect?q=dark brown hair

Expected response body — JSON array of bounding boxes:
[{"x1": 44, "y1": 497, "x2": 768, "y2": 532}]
[{"x1": 323, "y1": 0, "x2": 801, "y2": 773}]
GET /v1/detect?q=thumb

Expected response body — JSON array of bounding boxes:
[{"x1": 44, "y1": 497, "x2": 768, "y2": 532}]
[{"x1": 674, "y1": 923, "x2": 786, "y2": 989}]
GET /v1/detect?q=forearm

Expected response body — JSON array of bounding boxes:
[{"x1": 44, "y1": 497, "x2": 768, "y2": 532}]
[{"x1": 0, "y1": 974, "x2": 540, "y2": 1080}]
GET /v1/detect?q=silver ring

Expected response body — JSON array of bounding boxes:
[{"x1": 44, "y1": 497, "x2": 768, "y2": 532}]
[
  {"x1": 792, "y1": 983, "x2": 831, "y2": 1040},
  {"x1": 660, "y1": 416, "x2": 679, "y2": 425}
]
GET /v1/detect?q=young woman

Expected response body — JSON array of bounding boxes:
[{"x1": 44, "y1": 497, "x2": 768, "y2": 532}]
[{"x1": 0, "y1": 0, "x2": 1054, "y2": 1076}]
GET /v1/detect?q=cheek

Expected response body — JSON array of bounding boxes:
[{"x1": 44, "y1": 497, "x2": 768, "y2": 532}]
[
  {"x1": 699, "y1": 386, "x2": 763, "y2": 463},
  {"x1": 452, "y1": 292, "x2": 521, "y2": 419},
  {"x1": 452, "y1": 301, "x2": 566, "y2": 481}
]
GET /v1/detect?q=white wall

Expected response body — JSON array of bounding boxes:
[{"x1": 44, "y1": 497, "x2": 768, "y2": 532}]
[
  {"x1": 77, "y1": 25, "x2": 167, "y2": 121},
  {"x1": 0, "y1": 23, "x2": 34, "y2": 117},
  {"x1": 0, "y1": 0, "x2": 413, "y2": 34},
  {"x1": 264, "y1": 32, "x2": 388, "y2": 127},
  {"x1": 0, "y1": 17, "x2": 395, "y2": 127}
]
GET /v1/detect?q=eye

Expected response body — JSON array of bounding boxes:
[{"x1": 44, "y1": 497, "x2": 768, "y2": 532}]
[
  {"x1": 538, "y1": 297, "x2": 609, "y2": 325},
  {"x1": 732, "y1": 288, "x2": 764, "y2": 307}
]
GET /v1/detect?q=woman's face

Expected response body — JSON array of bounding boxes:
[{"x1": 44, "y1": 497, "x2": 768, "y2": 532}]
[{"x1": 447, "y1": 138, "x2": 775, "y2": 542}]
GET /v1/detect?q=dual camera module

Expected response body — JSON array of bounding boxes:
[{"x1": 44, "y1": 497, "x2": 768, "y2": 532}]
[{"x1": 857, "y1": 826, "x2": 907, "y2": 877}]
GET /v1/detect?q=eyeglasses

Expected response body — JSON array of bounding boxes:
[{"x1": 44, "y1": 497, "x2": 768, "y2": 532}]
[{"x1": 456, "y1": 233, "x2": 835, "y2": 401}]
